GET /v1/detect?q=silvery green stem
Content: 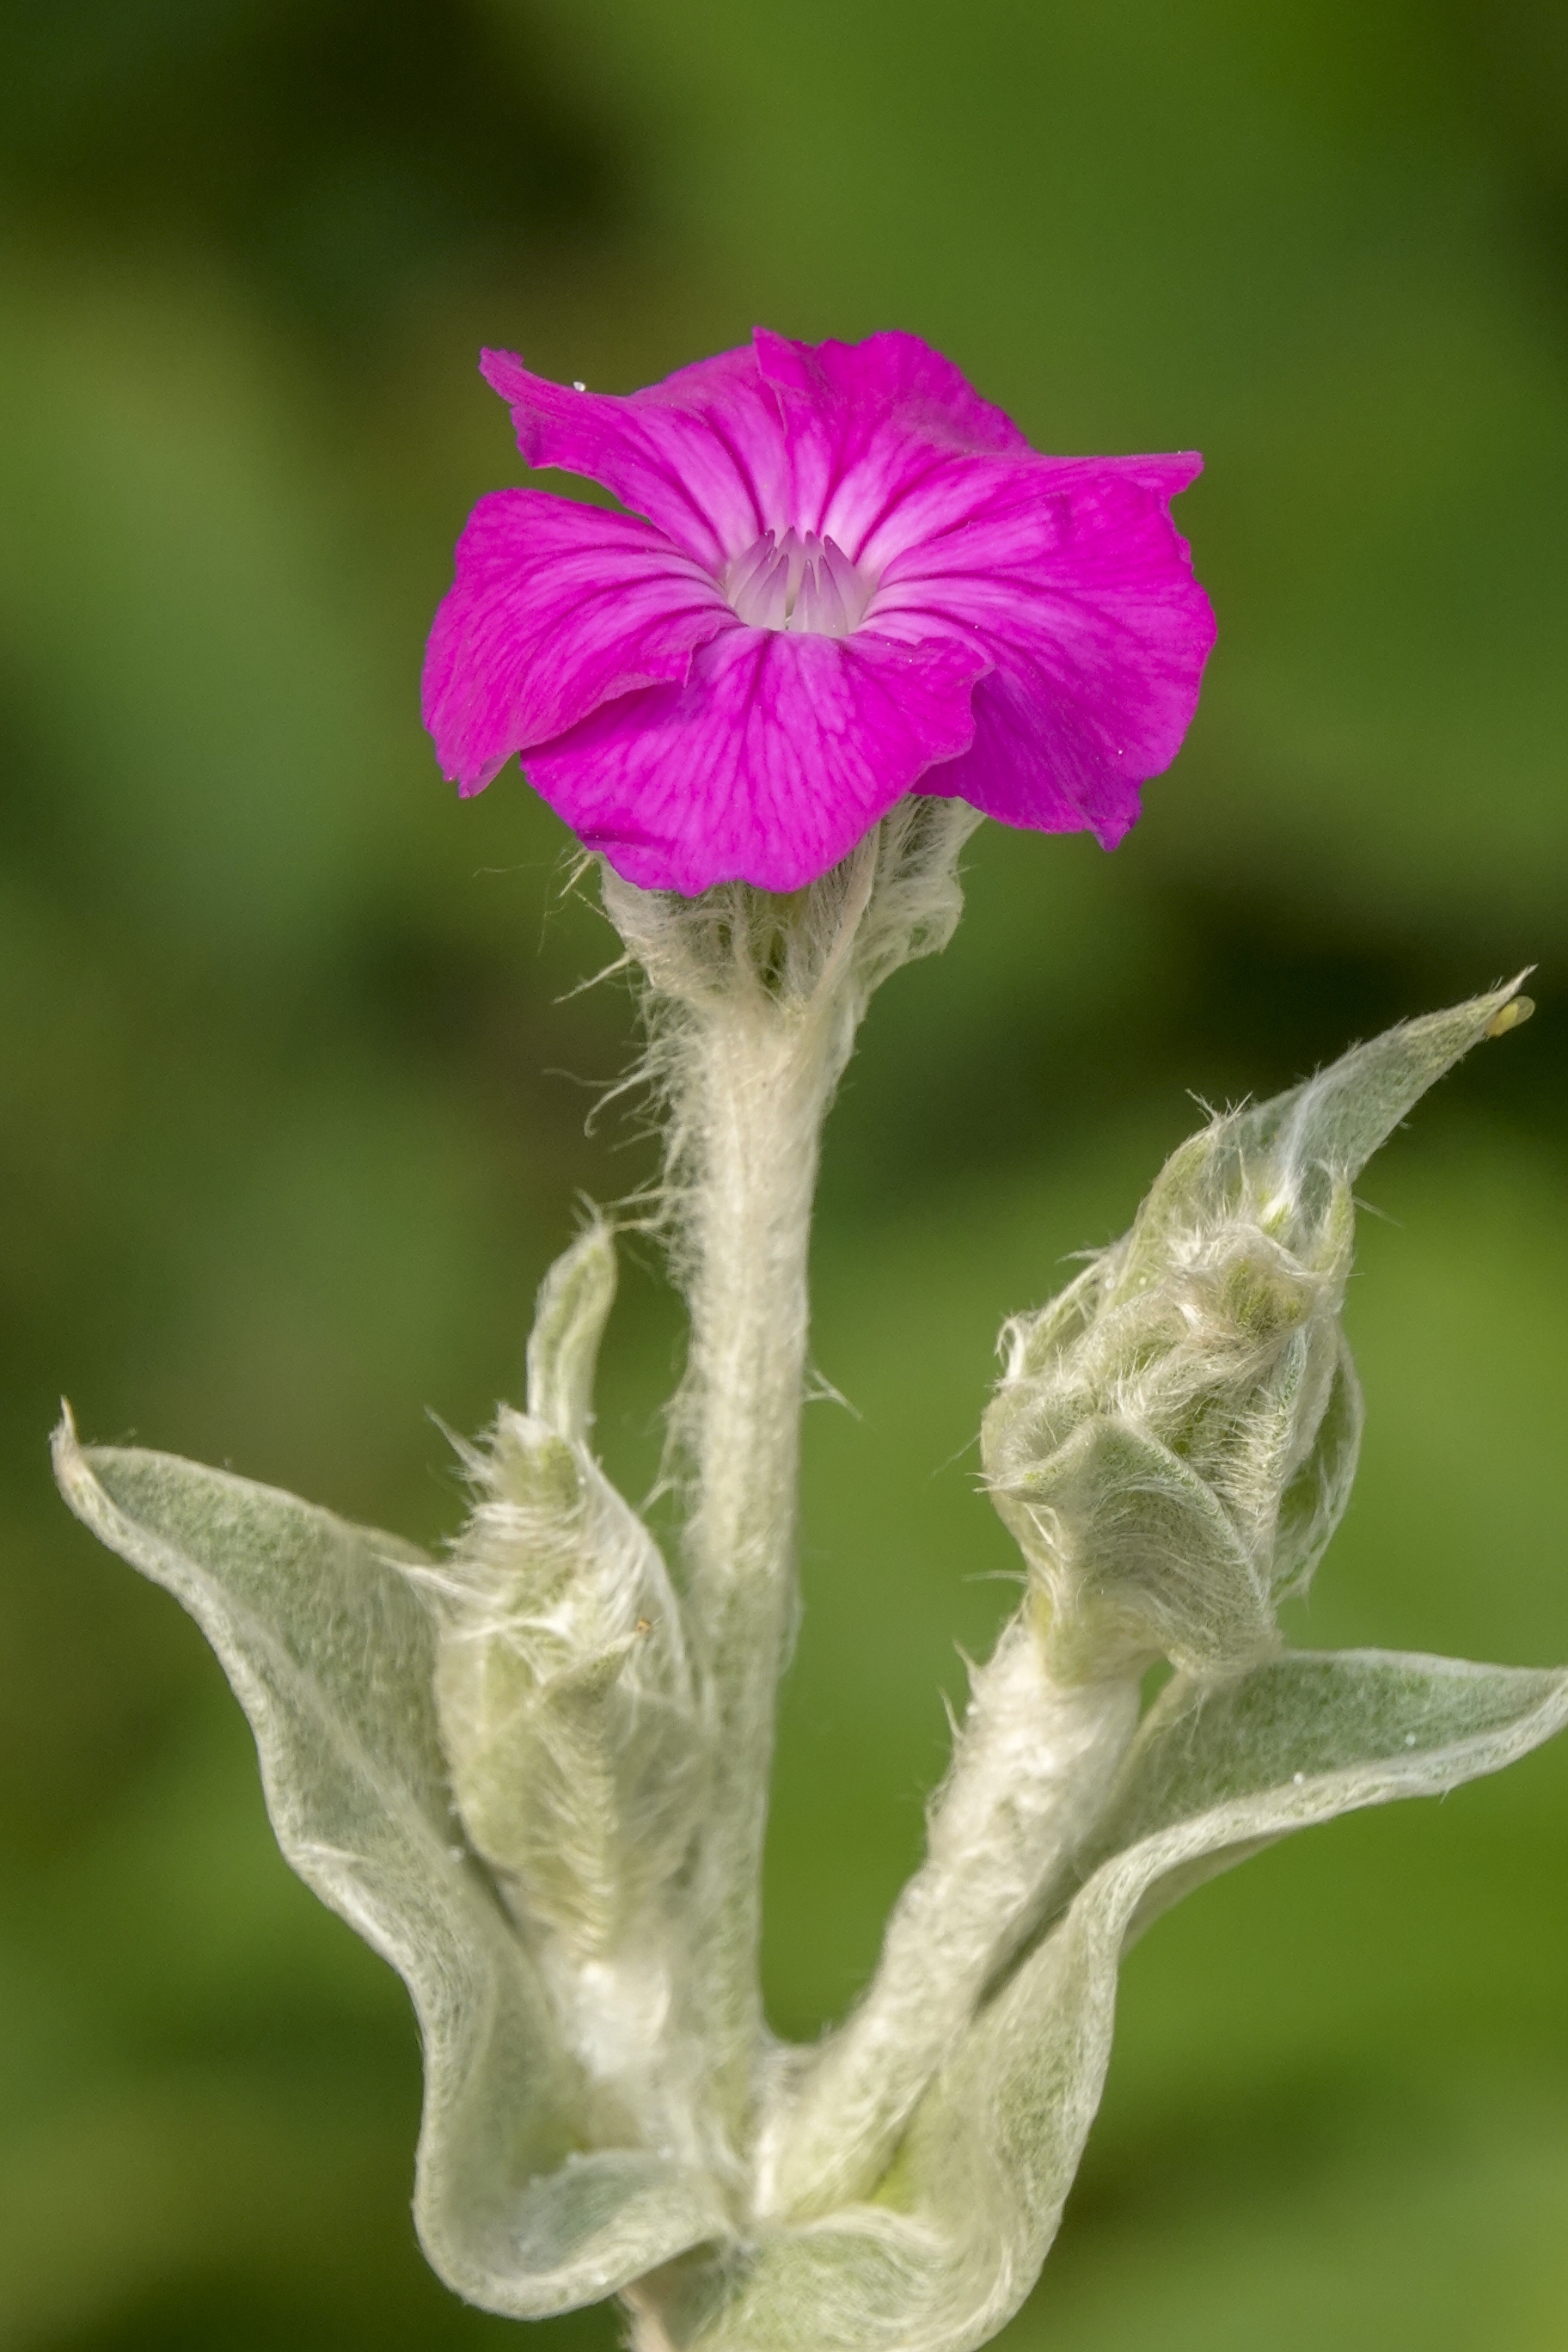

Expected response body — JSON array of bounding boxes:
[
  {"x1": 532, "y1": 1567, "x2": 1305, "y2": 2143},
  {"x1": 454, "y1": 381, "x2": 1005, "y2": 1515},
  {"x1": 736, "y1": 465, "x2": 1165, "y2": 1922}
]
[
  {"x1": 673, "y1": 979, "x2": 851, "y2": 2143},
  {"x1": 758, "y1": 1624, "x2": 1140, "y2": 2219},
  {"x1": 600, "y1": 805, "x2": 981, "y2": 2156}
]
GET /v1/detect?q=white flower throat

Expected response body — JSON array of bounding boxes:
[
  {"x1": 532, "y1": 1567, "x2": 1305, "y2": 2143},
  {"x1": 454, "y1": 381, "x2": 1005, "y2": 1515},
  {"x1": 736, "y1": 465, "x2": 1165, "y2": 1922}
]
[{"x1": 723, "y1": 526, "x2": 874, "y2": 636}]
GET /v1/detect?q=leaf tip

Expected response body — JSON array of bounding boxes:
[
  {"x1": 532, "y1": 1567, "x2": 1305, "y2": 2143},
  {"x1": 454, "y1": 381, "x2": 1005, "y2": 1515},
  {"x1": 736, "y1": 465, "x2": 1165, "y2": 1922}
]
[{"x1": 51, "y1": 1398, "x2": 83, "y2": 1484}]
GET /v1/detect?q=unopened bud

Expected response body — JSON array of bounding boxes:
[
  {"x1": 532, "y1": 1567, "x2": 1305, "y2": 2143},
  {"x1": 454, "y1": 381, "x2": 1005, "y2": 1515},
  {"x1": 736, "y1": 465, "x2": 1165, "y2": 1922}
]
[
  {"x1": 431, "y1": 1224, "x2": 707, "y2": 1958},
  {"x1": 986, "y1": 981, "x2": 1530, "y2": 1679}
]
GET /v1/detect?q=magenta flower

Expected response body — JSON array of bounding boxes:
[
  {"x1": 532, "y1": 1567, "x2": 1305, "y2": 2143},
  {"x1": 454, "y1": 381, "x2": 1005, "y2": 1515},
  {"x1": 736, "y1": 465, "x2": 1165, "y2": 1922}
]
[{"x1": 423, "y1": 329, "x2": 1215, "y2": 897}]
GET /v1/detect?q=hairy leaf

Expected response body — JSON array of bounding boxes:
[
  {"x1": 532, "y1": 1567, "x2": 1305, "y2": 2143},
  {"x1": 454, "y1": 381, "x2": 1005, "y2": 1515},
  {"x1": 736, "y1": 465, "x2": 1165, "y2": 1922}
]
[
  {"x1": 52, "y1": 1416, "x2": 729, "y2": 2315},
  {"x1": 637, "y1": 1646, "x2": 1568, "y2": 2352}
]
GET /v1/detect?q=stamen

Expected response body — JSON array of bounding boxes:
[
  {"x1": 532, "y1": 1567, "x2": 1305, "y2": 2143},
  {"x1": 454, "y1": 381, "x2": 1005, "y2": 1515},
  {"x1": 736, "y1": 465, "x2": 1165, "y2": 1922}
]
[
  {"x1": 724, "y1": 530, "x2": 781, "y2": 609},
  {"x1": 723, "y1": 526, "x2": 874, "y2": 636}
]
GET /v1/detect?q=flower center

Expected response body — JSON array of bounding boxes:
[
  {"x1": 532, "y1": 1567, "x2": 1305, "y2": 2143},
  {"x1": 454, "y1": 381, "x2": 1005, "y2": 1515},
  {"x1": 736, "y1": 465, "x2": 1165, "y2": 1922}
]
[{"x1": 722, "y1": 527, "x2": 874, "y2": 637}]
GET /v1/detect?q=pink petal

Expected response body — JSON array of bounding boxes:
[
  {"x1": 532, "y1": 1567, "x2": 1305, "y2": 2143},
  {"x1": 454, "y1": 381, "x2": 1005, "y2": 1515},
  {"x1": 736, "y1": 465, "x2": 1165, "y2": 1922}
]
[
  {"x1": 522, "y1": 626, "x2": 990, "y2": 896},
  {"x1": 433, "y1": 332, "x2": 1215, "y2": 880},
  {"x1": 753, "y1": 328, "x2": 1030, "y2": 457},
  {"x1": 745, "y1": 334, "x2": 1035, "y2": 573},
  {"x1": 422, "y1": 489, "x2": 732, "y2": 794},
  {"x1": 477, "y1": 331, "x2": 1032, "y2": 579},
  {"x1": 870, "y1": 453, "x2": 1216, "y2": 842},
  {"x1": 480, "y1": 346, "x2": 792, "y2": 573}
]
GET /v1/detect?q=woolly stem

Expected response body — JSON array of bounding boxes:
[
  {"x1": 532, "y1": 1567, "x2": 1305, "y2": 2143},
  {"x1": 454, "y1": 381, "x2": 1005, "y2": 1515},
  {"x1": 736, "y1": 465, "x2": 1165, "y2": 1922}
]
[
  {"x1": 757, "y1": 1629, "x2": 1140, "y2": 2219},
  {"x1": 599, "y1": 803, "x2": 981, "y2": 2163},
  {"x1": 666, "y1": 870, "x2": 882, "y2": 2158},
  {"x1": 677, "y1": 984, "x2": 848, "y2": 2141}
]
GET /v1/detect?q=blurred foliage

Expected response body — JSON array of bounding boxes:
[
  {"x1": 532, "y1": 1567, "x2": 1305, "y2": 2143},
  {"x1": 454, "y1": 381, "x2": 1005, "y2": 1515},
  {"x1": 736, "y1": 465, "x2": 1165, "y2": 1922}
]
[{"x1": 1, "y1": 1, "x2": 1566, "y2": 2346}]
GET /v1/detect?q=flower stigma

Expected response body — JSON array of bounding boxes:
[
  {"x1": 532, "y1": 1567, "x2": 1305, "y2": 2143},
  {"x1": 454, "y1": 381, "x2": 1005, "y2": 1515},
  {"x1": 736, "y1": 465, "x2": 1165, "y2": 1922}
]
[{"x1": 723, "y1": 526, "x2": 875, "y2": 637}]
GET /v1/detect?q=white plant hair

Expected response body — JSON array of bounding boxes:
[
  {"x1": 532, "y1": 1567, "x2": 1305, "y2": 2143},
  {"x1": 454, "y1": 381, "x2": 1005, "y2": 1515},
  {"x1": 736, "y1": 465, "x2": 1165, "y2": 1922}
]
[{"x1": 52, "y1": 837, "x2": 1565, "y2": 2352}]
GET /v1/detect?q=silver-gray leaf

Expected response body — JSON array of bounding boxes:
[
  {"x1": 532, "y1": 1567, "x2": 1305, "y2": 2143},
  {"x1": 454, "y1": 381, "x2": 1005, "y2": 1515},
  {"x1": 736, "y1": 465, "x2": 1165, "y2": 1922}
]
[
  {"x1": 52, "y1": 1415, "x2": 729, "y2": 2316},
  {"x1": 634, "y1": 1645, "x2": 1567, "y2": 2352}
]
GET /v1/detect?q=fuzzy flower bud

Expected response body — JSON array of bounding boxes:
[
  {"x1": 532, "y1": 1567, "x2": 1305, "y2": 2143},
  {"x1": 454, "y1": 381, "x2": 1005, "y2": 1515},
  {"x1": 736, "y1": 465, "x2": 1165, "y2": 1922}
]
[
  {"x1": 431, "y1": 1223, "x2": 707, "y2": 1962},
  {"x1": 985, "y1": 982, "x2": 1530, "y2": 1681}
]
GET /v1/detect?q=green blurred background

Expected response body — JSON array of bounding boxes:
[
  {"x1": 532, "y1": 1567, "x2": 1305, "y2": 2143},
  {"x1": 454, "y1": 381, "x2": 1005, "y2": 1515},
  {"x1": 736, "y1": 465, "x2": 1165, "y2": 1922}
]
[{"x1": 3, "y1": 1, "x2": 1567, "y2": 2344}]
